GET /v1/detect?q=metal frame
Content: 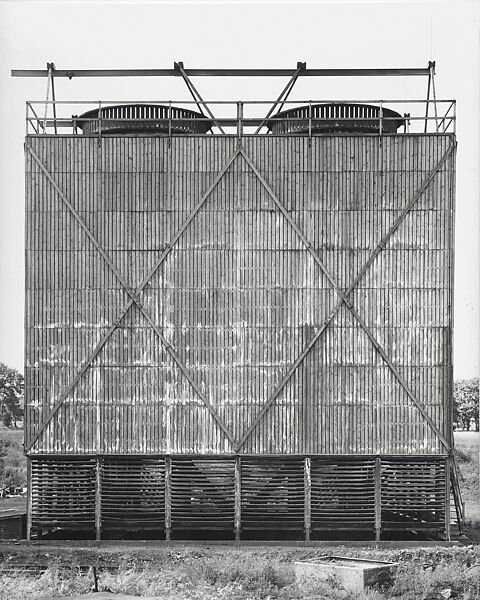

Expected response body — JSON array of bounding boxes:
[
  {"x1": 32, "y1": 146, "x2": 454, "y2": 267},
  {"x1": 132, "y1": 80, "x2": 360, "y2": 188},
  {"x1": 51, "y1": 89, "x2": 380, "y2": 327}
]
[
  {"x1": 15, "y1": 61, "x2": 446, "y2": 135},
  {"x1": 12, "y1": 67, "x2": 431, "y2": 78},
  {"x1": 24, "y1": 98, "x2": 455, "y2": 136}
]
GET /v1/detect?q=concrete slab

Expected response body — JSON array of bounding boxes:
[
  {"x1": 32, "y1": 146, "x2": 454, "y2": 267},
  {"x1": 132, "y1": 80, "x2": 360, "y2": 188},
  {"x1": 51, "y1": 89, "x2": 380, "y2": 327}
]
[{"x1": 295, "y1": 555, "x2": 398, "y2": 593}]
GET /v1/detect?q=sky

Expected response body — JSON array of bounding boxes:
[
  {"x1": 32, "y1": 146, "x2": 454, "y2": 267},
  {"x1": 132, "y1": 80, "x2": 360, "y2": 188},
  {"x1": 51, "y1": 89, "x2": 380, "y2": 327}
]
[{"x1": 0, "y1": 0, "x2": 478, "y2": 379}]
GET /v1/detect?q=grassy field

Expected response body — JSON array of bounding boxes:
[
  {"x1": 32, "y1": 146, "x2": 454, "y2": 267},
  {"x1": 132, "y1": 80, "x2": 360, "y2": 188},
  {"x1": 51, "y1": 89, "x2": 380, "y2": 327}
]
[{"x1": 0, "y1": 544, "x2": 479, "y2": 600}]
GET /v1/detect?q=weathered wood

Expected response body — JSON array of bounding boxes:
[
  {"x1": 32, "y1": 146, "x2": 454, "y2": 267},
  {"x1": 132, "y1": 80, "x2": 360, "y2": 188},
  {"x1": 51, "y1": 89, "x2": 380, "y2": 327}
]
[
  {"x1": 304, "y1": 457, "x2": 311, "y2": 541},
  {"x1": 445, "y1": 456, "x2": 451, "y2": 541},
  {"x1": 374, "y1": 457, "x2": 382, "y2": 541},
  {"x1": 95, "y1": 457, "x2": 101, "y2": 541},
  {"x1": 26, "y1": 457, "x2": 32, "y2": 541},
  {"x1": 165, "y1": 456, "x2": 172, "y2": 541},
  {"x1": 234, "y1": 456, "x2": 241, "y2": 541},
  {"x1": 25, "y1": 135, "x2": 455, "y2": 458}
]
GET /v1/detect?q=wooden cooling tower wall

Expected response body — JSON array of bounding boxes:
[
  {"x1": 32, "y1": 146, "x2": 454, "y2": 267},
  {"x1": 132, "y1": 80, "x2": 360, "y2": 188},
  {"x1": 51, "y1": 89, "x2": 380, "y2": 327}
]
[{"x1": 24, "y1": 133, "x2": 456, "y2": 539}]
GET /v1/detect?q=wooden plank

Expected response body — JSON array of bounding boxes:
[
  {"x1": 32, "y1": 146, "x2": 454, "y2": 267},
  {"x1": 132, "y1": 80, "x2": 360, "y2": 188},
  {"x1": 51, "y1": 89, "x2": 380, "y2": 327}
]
[
  {"x1": 95, "y1": 457, "x2": 101, "y2": 541},
  {"x1": 26, "y1": 457, "x2": 32, "y2": 541},
  {"x1": 235, "y1": 456, "x2": 241, "y2": 541},
  {"x1": 445, "y1": 456, "x2": 451, "y2": 541},
  {"x1": 165, "y1": 456, "x2": 171, "y2": 541},
  {"x1": 304, "y1": 457, "x2": 311, "y2": 541},
  {"x1": 374, "y1": 456, "x2": 381, "y2": 541}
]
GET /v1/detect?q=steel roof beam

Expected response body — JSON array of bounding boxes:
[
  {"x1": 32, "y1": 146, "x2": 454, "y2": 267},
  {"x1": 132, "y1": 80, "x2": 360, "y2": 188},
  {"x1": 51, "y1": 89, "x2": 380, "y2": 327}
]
[{"x1": 11, "y1": 67, "x2": 430, "y2": 78}]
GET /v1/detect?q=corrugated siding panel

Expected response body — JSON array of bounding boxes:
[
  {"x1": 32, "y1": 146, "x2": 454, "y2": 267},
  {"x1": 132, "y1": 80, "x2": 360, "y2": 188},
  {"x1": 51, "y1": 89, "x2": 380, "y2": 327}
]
[{"x1": 25, "y1": 134, "x2": 455, "y2": 455}]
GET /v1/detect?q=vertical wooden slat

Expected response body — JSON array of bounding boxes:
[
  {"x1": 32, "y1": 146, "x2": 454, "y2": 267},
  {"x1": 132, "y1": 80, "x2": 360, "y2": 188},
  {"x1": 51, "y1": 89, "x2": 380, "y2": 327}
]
[
  {"x1": 95, "y1": 456, "x2": 102, "y2": 541},
  {"x1": 304, "y1": 456, "x2": 311, "y2": 541},
  {"x1": 165, "y1": 455, "x2": 171, "y2": 540},
  {"x1": 445, "y1": 456, "x2": 451, "y2": 541},
  {"x1": 234, "y1": 455, "x2": 241, "y2": 541},
  {"x1": 374, "y1": 456, "x2": 382, "y2": 541},
  {"x1": 26, "y1": 457, "x2": 32, "y2": 541}
]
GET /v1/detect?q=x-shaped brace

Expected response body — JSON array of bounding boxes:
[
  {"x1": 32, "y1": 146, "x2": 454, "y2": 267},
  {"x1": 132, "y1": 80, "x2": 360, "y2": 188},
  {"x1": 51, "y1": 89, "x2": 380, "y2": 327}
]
[
  {"x1": 26, "y1": 138, "x2": 455, "y2": 455},
  {"x1": 26, "y1": 143, "x2": 241, "y2": 451},
  {"x1": 235, "y1": 143, "x2": 455, "y2": 451}
]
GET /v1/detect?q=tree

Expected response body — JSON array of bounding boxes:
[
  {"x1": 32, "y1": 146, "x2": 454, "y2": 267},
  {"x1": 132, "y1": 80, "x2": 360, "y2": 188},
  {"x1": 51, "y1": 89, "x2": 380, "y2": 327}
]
[
  {"x1": 453, "y1": 378, "x2": 479, "y2": 431},
  {"x1": 0, "y1": 363, "x2": 24, "y2": 428}
]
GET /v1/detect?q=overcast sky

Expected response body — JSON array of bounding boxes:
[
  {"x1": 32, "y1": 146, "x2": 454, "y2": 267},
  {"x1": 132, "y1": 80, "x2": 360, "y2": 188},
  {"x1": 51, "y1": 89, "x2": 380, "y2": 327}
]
[{"x1": 0, "y1": 0, "x2": 478, "y2": 379}]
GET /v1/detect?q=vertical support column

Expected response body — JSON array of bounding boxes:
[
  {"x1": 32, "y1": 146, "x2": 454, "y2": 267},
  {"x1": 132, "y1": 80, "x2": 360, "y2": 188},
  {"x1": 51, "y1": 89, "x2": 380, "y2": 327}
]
[
  {"x1": 26, "y1": 457, "x2": 32, "y2": 542},
  {"x1": 165, "y1": 456, "x2": 172, "y2": 541},
  {"x1": 304, "y1": 457, "x2": 311, "y2": 542},
  {"x1": 237, "y1": 102, "x2": 243, "y2": 140},
  {"x1": 374, "y1": 456, "x2": 382, "y2": 542},
  {"x1": 234, "y1": 456, "x2": 241, "y2": 541},
  {"x1": 95, "y1": 457, "x2": 102, "y2": 541},
  {"x1": 445, "y1": 456, "x2": 451, "y2": 541}
]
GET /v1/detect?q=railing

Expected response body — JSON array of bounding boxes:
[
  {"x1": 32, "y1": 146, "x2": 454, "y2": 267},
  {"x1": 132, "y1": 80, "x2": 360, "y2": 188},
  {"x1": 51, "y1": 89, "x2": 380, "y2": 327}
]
[{"x1": 26, "y1": 99, "x2": 456, "y2": 136}]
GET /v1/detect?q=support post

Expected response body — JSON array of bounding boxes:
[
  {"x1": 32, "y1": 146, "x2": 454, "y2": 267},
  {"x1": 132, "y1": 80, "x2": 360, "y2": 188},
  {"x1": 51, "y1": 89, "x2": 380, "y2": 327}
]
[
  {"x1": 304, "y1": 457, "x2": 311, "y2": 542},
  {"x1": 374, "y1": 456, "x2": 382, "y2": 542},
  {"x1": 165, "y1": 456, "x2": 172, "y2": 541},
  {"x1": 424, "y1": 62, "x2": 432, "y2": 132},
  {"x1": 237, "y1": 102, "x2": 243, "y2": 141},
  {"x1": 430, "y1": 61, "x2": 439, "y2": 132},
  {"x1": 95, "y1": 457, "x2": 102, "y2": 541},
  {"x1": 445, "y1": 456, "x2": 451, "y2": 541},
  {"x1": 379, "y1": 100, "x2": 383, "y2": 137},
  {"x1": 26, "y1": 457, "x2": 32, "y2": 542},
  {"x1": 42, "y1": 62, "x2": 53, "y2": 133},
  {"x1": 49, "y1": 63, "x2": 58, "y2": 134},
  {"x1": 234, "y1": 456, "x2": 241, "y2": 541}
]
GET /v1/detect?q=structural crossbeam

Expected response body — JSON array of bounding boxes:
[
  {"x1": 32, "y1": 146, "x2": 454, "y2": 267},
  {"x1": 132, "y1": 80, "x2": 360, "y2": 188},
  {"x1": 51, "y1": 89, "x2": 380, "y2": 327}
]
[{"x1": 12, "y1": 67, "x2": 430, "y2": 78}]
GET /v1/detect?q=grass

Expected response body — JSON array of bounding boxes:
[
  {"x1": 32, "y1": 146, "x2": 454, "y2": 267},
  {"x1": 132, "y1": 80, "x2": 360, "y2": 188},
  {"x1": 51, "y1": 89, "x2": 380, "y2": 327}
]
[
  {"x1": 454, "y1": 431, "x2": 480, "y2": 529},
  {"x1": 0, "y1": 425, "x2": 23, "y2": 445},
  {"x1": 0, "y1": 545, "x2": 479, "y2": 600}
]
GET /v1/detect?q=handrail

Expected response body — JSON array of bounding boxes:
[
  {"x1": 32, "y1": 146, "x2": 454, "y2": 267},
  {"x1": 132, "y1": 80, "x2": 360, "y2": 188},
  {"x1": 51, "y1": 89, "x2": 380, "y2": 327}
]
[{"x1": 25, "y1": 99, "x2": 456, "y2": 136}]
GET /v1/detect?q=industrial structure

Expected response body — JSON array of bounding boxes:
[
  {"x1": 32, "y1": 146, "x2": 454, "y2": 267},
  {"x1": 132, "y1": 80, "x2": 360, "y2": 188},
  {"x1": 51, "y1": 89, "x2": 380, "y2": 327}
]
[{"x1": 15, "y1": 61, "x2": 463, "y2": 540}]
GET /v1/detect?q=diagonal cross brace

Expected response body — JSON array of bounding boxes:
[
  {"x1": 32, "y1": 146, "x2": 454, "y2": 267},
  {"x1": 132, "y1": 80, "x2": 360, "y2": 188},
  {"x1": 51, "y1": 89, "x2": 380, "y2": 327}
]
[
  {"x1": 235, "y1": 143, "x2": 455, "y2": 451},
  {"x1": 254, "y1": 62, "x2": 306, "y2": 134},
  {"x1": 174, "y1": 61, "x2": 225, "y2": 134},
  {"x1": 26, "y1": 143, "x2": 241, "y2": 451}
]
